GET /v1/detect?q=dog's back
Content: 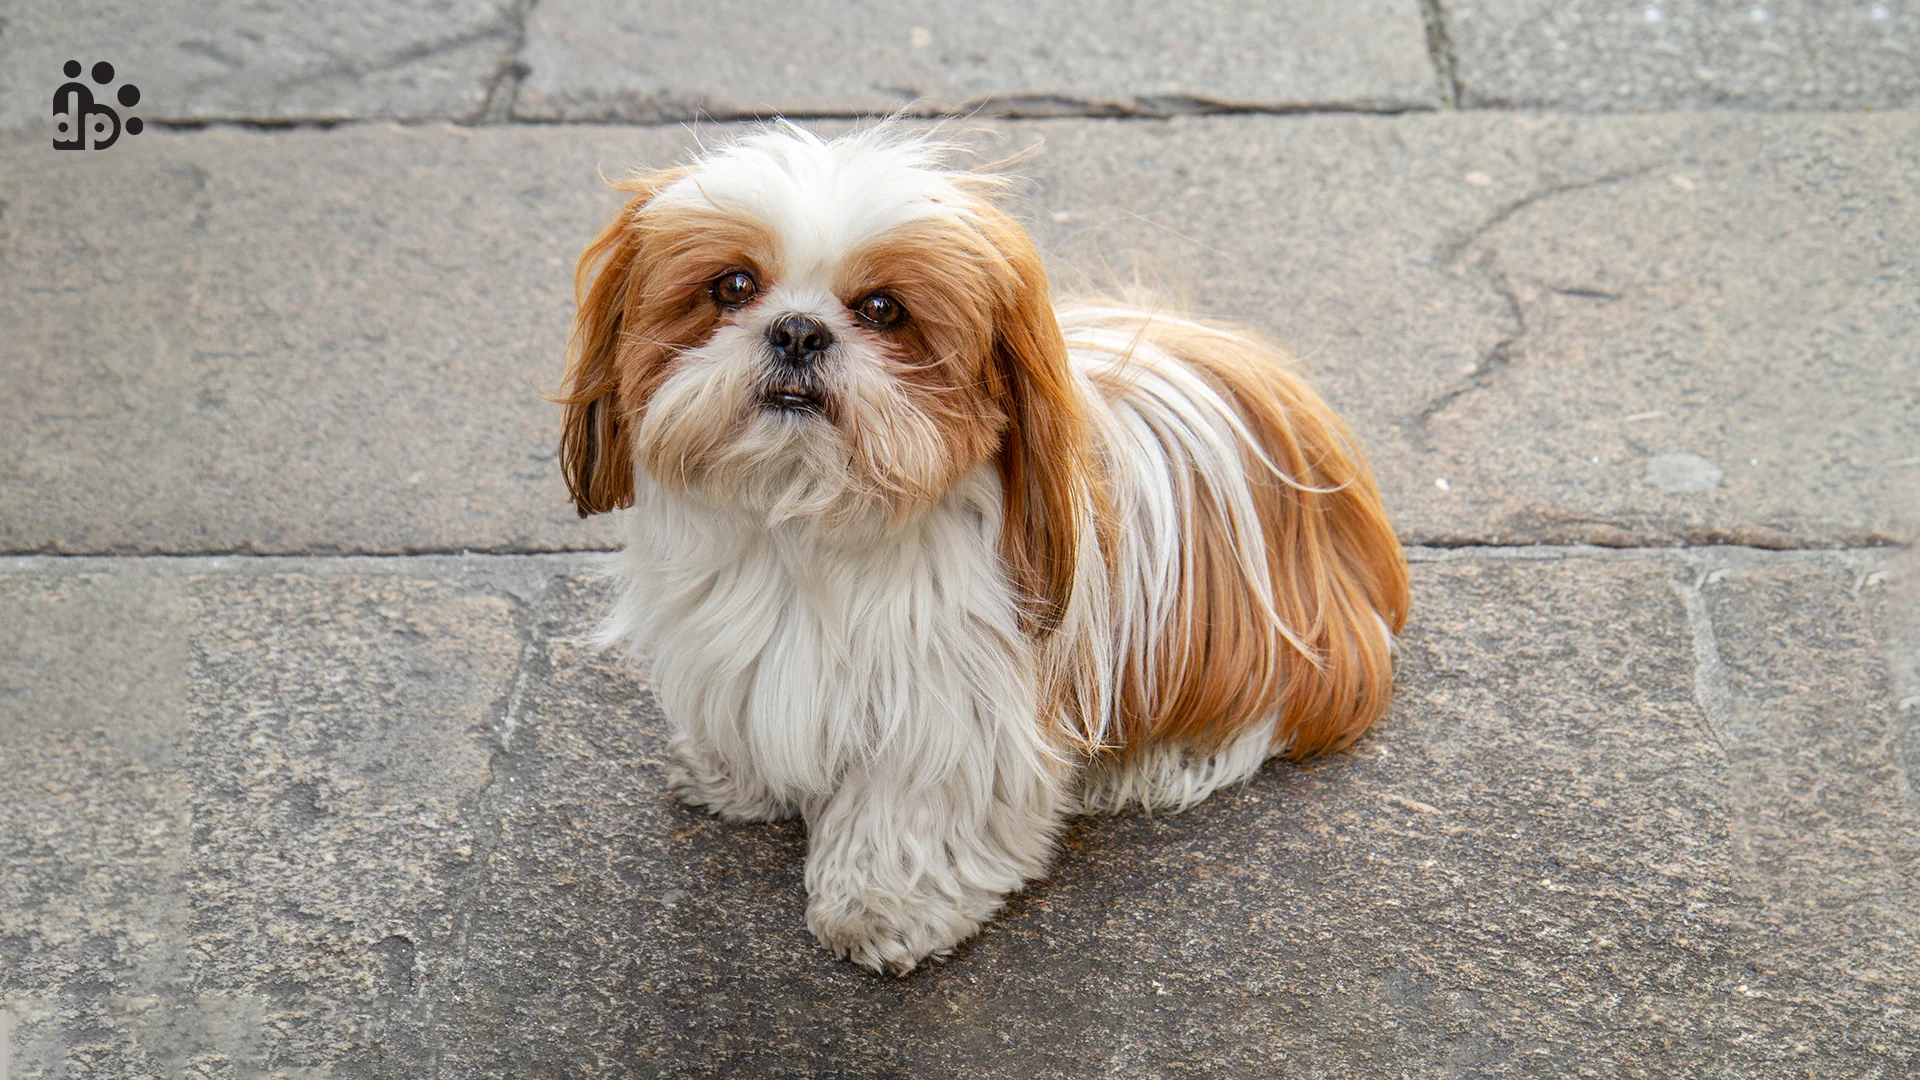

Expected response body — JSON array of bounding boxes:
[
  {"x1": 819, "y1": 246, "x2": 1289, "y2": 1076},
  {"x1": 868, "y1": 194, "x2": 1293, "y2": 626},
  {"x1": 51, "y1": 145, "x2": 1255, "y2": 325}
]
[{"x1": 1058, "y1": 305, "x2": 1409, "y2": 811}]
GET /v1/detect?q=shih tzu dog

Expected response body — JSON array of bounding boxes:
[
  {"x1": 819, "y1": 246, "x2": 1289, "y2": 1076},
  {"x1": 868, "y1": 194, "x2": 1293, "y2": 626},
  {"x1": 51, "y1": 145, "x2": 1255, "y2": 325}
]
[{"x1": 557, "y1": 122, "x2": 1409, "y2": 974}]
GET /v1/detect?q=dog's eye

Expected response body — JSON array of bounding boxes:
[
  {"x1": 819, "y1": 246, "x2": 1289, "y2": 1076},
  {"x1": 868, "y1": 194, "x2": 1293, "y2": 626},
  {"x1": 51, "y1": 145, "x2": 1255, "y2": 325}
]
[
  {"x1": 712, "y1": 271, "x2": 758, "y2": 307},
  {"x1": 854, "y1": 293, "x2": 905, "y2": 328}
]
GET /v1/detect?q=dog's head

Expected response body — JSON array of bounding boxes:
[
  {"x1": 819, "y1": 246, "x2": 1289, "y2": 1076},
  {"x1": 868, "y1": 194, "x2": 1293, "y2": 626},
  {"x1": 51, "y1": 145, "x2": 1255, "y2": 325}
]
[{"x1": 557, "y1": 123, "x2": 1089, "y2": 626}]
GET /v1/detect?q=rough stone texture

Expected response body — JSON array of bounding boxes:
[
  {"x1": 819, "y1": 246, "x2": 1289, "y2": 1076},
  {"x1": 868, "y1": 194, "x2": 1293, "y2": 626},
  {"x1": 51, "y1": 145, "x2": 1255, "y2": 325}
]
[
  {"x1": 0, "y1": 0, "x2": 522, "y2": 132},
  {"x1": 1010, "y1": 112, "x2": 1920, "y2": 548},
  {"x1": 5, "y1": 114, "x2": 1914, "y2": 555},
  {"x1": 3, "y1": 549, "x2": 1913, "y2": 1076},
  {"x1": 1687, "y1": 550, "x2": 1920, "y2": 1054},
  {"x1": 0, "y1": 563, "x2": 200, "y2": 1073},
  {"x1": 6, "y1": 7, "x2": 1915, "y2": 1078},
  {"x1": 1440, "y1": 0, "x2": 1920, "y2": 110},
  {"x1": 0, "y1": 124, "x2": 669, "y2": 555},
  {"x1": 0, "y1": 554, "x2": 565, "y2": 1076},
  {"x1": 512, "y1": 0, "x2": 1441, "y2": 121}
]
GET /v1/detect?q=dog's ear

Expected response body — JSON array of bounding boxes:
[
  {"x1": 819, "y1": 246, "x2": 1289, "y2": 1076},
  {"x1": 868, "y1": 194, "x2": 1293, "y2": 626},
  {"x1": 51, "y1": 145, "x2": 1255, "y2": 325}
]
[
  {"x1": 977, "y1": 208, "x2": 1092, "y2": 636},
  {"x1": 555, "y1": 171, "x2": 680, "y2": 516}
]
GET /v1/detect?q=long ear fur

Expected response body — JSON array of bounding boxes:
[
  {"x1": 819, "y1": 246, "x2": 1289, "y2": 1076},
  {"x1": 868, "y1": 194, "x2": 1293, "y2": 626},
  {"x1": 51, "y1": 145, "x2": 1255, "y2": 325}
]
[
  {"x1": 975, "y1": 208, "x2": 1094, "y2": 636},
  {"x1": 554, "y1": 171, "x2": 680, "y2": 516}
]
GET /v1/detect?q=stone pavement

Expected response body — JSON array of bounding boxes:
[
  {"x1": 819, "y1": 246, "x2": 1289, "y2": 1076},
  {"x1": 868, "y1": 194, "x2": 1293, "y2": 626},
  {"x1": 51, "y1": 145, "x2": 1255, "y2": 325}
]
[{"x1": 2, "y1": 2, "x2": 1916, "y2": 1078}]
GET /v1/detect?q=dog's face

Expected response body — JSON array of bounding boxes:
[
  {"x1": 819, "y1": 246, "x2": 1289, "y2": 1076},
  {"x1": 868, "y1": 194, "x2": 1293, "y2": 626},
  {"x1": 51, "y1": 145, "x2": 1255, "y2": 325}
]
[{"x1": 559, "y1": 125, "x2": 1090, "y2": 626}]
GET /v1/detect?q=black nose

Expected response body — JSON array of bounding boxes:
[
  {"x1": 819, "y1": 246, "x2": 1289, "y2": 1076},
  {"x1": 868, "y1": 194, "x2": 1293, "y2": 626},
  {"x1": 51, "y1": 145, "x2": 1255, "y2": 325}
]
[{"x1": 767, "y1": 314, "x2": 834, "y2": 364}]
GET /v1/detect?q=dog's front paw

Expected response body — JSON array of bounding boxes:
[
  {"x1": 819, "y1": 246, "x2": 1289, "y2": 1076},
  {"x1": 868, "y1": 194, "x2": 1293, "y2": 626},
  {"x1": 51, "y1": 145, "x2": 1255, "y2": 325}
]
[
  {"x1": 805, "y1": 884, "x2": 1003, "y2": 976},
  {"x1": 664, "y1": 734, "x2": 796, "y2": 823}
]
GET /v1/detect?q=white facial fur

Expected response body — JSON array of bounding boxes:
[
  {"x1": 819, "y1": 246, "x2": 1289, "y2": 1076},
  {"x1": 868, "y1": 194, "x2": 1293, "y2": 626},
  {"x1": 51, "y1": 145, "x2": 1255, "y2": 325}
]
[
  {"x1": 650, "y1": 123, "x2": 974, "y2": 280},
  {"x1": 631, "y1": 124, "x2": 989, "y2": 524}
]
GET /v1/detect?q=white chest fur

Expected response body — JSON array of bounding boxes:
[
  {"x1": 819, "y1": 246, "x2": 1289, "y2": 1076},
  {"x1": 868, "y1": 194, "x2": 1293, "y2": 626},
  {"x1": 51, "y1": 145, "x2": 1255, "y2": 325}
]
[{"x1": 602, "y1": 467, "x2": 1047, "y2": 802}]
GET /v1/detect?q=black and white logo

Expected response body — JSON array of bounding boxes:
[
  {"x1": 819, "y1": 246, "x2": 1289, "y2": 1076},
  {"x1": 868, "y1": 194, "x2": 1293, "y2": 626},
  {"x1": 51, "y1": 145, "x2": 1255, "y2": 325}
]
[{"x1": 53, "y1": 60, "x2": 143, "y2": 150}]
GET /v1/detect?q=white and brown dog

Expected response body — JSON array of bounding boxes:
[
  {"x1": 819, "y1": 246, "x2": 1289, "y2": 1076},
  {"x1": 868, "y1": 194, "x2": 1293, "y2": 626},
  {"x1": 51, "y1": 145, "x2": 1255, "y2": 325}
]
[{"x1": 557, "y1": 123, "x2": 1408, "y2": 974}]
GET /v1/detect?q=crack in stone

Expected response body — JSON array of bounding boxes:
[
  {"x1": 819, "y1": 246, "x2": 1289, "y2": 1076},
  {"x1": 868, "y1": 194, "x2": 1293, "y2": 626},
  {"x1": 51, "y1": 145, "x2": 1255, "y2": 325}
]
[
  {"x1": 1, "y1": 542, "x2": 617, "y2": 558},
  {"x1": 1875, "y1": 546, "x2": 1920, "y2": 819},
  {"x1": 1417, "y1": 0, "x2": 1462, "y2": 108},
  {"x1": 1547, "y1": 284, "x2": 1623, "y2": 301},
  {"x1": 496, "y1": 632, "x2": 540, "y2": 755},
  {"x1": 480, "y1": 0, "x2": 537, "y2": 124},
  {"x1": 132, "y1": 98, "x2": 1584, "y2": 130},
  {"x1": 1403, "y1": 544, "x2": 1901, "y2": 564},
  {"x1": 514, "y1": 94, "x2": 1436, "y2": 126},
  {"x1": 1433, "y1": 166, "x2": 1659, "y2": 269},
  {"x1": 1408, "y1": 166, "x2": 1662, "y2": 448},
  {"x1": 147, "y1": 117, "x2": 348, "y2": 132},
  {"x1": 1408, "y1": 253, "x2": 1525, "y2": 447},
  {"x1": 1409, "y1": 531, "x2": 1908, "y2": 555},
  {"x1": 215, "y1": 16, "x2": 523, "y2": 105},
  {"x1": 951, "y1": 94, "x2": 1434, "y2": 119},
  {"x1": 1665, "y1": 551, "x2": 1811, "y2": 894},
  {"x1": 5, "y1": 533, "x2": 1904, "y2": 566},
  {"x1": 423, "y1": 572, "x2": 557, "y2": 1069},
  {"x1": 1671, "y1": 569, "x2": 1736, "y2": 764}
]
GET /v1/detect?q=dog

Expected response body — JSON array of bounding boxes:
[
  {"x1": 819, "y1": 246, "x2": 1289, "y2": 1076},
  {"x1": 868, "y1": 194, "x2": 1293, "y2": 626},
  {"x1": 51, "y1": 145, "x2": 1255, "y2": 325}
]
[{"x1": 556, "y1": 122, "x2": 1409, "y2": 974}]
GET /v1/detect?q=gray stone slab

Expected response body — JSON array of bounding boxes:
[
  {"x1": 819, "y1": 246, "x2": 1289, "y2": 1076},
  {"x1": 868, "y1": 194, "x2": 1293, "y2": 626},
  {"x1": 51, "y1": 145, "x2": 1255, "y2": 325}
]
[
  {"x1": 0, "y1": 562, "x2": 200, "y2": 1072},
  {"x1": 1010, "y1": 112, "x2": 1920, "y2": 548},
  {"x1": 4, "y1": 113, "x2": 1915, "y2": 555},
  {"x1": 0, "y1": 553, "x2": 570, "y2": 1076},
  {"x1": 1687, "y1": 549, "x2": 1920, "y2": 1037},
  {"x1": 1440, "y1": 0, "x2": 1920, "y2": 110},
  {"x1": 4, "y1": 549, "x2": 1912, "y2": 1075},
  {"x1": 512, "y1": 0, "x2": 1443, "y2": 121},
  {"x1": 0, "y1": 0, "x2": 521, "y2": 132},
  {"x1": 0, "y1": 124, "x2": 683, "y2": 555}
]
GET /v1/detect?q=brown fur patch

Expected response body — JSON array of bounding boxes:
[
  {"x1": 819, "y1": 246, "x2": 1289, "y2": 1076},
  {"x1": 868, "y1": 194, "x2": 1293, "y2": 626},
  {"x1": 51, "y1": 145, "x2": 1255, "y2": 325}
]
[
  {"x1": 1087, "y1": 315, "x2": 1410, "y2": 759},
  {"x1": 973, "y1": 208, "x2": 1095, "y2": 636},
  {"x1": 836, "y1": 210, "x2": 1095, "y2": 634},
  {"x1": 555, "y1": 171, "x2": 781, "y2": 511}
]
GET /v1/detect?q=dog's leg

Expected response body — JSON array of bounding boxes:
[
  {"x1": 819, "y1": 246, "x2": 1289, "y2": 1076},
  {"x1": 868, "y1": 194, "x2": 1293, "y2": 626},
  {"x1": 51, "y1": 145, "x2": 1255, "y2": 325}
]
[
  {"x1": 803, "y1": 744, "x2": 1068, "y2": 975},
  {"x1": 665, "y1": 732, "x2": 798, "y2": 823}
]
